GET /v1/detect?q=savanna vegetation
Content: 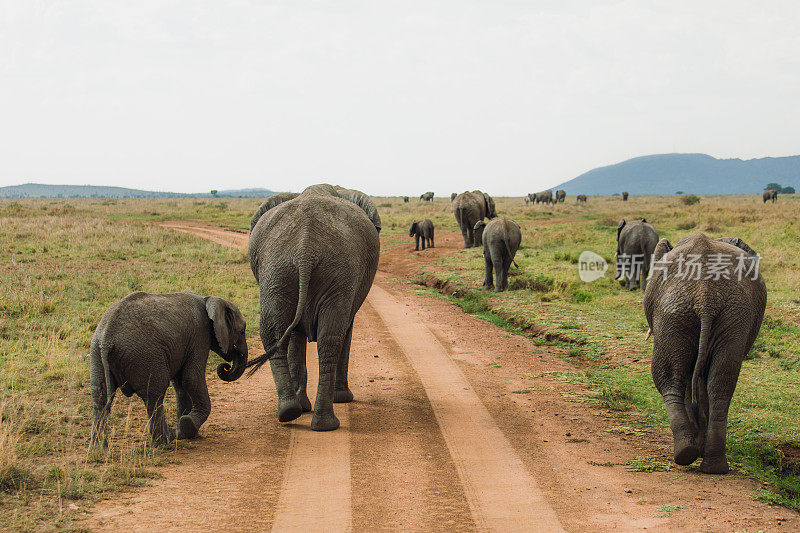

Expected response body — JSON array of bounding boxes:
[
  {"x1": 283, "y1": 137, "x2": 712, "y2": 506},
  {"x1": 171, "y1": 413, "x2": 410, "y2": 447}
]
[
  {"x1": 2, "y1": 192, "x2": 800, "y2": 528},
  {"x1": 375, "y1": 194, "x2": 800, "y2": 510},
  {"x1": 0, "y1": 199, "x2": 259, "y2": 530}
]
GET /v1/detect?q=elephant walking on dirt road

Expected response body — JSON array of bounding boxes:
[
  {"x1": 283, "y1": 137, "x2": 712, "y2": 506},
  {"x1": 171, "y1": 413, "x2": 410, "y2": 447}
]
[
  {"x1": 453, "y1": 190, "x2": 497, "y2": 247},
  {"x1": 89, "y1": 292, "x2": 248, "y2": 449},
  {"x1": 246, "y1": 184, "x2": 381, "y2": 431},
  {"x1": 644, "y1": 234, "x2": 766, "y2": 474}
]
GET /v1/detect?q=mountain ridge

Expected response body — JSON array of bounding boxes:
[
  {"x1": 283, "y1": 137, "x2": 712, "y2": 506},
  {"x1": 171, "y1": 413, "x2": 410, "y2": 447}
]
[
  {"x1": 0, "y1": 183, "x2": 276, "y2": 198},
  {"x1": 552, "y1": 153, "x2": 800, "y2": 195}
]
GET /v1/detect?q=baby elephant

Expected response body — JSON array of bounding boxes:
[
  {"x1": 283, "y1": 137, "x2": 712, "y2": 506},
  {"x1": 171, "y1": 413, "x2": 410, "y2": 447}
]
[
  {"x1": 476, "y1": 218, "x2": 521, "y2": 292},
  {"x1": 409, "y1": 219, "x2": 435, "y2": 250},
  {"x1": 89, "y1": 291, "x2": 248, "y2": 449},
  {"x1": 645, "y1": 234, "x2": 765, "y2": 473}
]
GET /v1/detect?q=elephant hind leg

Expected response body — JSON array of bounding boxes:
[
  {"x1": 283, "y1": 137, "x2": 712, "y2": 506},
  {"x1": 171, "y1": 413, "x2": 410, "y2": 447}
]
[
  {"x1": 700, "y1": 330, "x2": 748, "y2": 474},
  {"x1": 311, "y1": 328, "x2": 348, "y2": 431},
  {"x1": 288, "y1": 331, "x2": 311, "y2": 412},
  {"x1": 652, "y1": 326, "x2": 701, "y2": 465},
  {"x1": 333, "y1": 325, "x2": 354, "y2": 404},
  {"x1": 140, "y1": 378, "x2": 172, "y2": 446}
]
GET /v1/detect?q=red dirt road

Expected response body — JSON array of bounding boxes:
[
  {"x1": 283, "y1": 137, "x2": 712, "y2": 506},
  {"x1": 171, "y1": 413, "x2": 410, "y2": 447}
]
[{"x1": 82, "y1": 222, "x2": 795, "y2": 532}]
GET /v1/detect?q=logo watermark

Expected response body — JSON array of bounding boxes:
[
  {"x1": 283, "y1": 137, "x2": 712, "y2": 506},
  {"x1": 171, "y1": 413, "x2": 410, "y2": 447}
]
[
  {"x1": 578, "y1": 251, "x2": 761, "y2": 282},
  {"x1": 578, "y1": 251, "x2": 608, "y2": 282}
]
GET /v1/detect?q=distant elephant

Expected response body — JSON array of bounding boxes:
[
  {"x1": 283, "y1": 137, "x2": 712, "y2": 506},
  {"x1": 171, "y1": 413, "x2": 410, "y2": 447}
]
[
  {"x1": 527, "y1": 193, "x2": 537, "y2": 204},
  {"x1": 576, "y1": 194, "x2": 587, "y2": 203},
  {"x1": 524, "y1": 196, "x2": 530, "y2": 205},
  {"x1": 403, "y1": 196, "x2": 409, "y2": 203},
  {"x1": 409, "y1": 219, "x2": 434, "y2": 250},
  {"x1": 420, "y1": 191, "x2": 434, "y2": 202},
  {"x1": 89, "y1": 292, "x2": 248, "y2": 449},
  {"x1": 451, "y1": 192, "x2": 457, "y2": 201},
  {"x1": 473, "y1": 220, "x2": 486, "y2": 246},
  {"x1": 615, "y1": 218, "x2": 658, "y2": 290},
  {"x1": 556, "y1": 190, "x2": 566, "y2": 203},
  {"x1": 762, "y1": 189, "x2": 778, "y2": 203},
  {"x1": 644, "y1": 234, "x2": 765, "y2": 474},
  {"x1": 479, "y1": 218, "x2": 521, "y2": 292},
  {"x1": 622, "y1": 191, "x2": 629, "y2": 201},
  {"x1": 453, "y1": 190, "x2": 497, "y2": 247},
  {"x1": 247, "y1": 184, "x2": 380, "y2": 431},
  {"x1": 536, "y1": 190, "x2": 553, "y2": 205}
]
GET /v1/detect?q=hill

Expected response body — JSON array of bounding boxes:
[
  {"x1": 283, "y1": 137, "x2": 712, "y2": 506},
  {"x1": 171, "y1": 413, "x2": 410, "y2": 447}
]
[
  {"x1": 0, "y1": 183, "x2": 276, "y2": 198},
  {"x1": 552, "y1": 153, "x2": 800, "y2": 195}
]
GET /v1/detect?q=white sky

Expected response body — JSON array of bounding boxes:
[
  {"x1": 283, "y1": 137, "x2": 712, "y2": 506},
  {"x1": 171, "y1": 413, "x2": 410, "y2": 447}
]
[{"x1": 1, "y1": 1, "x2": 798, "y2": 195}]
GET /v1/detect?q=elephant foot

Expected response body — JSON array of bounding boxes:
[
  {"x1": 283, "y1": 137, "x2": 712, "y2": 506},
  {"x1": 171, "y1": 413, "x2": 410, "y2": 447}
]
[
  {"x1": 151, "y1": 428, "x2": 174, "y2": 447},
  {"x1": 699, "y1": 456, "x2": 729, "y2": 474},
  {"x1": 673, "y1": 442, "x2": 701, "y2": 466},
  {"x1": 277, "y1": 397, "x2": 303, "y2": 423},
  {"x1": 177, "y1": 416, "x2": 198, "y2": 439},
  {"x1": 333, "y1": 388, "x2": 354, "y2": 403},
  {"x1": 297, "y1": 391, "x2": 313, "y2": 412},
  {"x1": 310, "y1": 411, "x2": 340, "y2": 431}
]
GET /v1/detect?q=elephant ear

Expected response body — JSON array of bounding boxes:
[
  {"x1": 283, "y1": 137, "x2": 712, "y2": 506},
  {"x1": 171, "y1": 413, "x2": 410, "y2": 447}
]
[
  {"x1": 482, "y1": 193, "x2": 497, "y2": 219},
  {"x1": 652, "y1": 238, "x2": 673, "y2": 262},
  {"x1": 716, "y1": 237, "x2": 758, "y2": 256},
  {"x1": 250, "y1": 192, "x2": 299, "y2": 232},
  {"x1": 473, "y1": 220, "x2": 486, "y2": 230},
  {"x1": 616, "y1": 219, "x2": 626, "y2": 242},
  {"x1": 205, "y1": 297, "x2": 231, "y2": 355},
  {"x1": 334, "y1": 186, "x2": 382, "y2": 233}
]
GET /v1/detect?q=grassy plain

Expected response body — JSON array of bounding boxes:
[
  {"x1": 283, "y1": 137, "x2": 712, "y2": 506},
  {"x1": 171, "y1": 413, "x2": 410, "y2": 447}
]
[
  {"x1": 0, "y1": 199, "x2": 259, "y2": 530},
  {"x1": 2, "y1": 192, "x2": 800, "y2": 528}
]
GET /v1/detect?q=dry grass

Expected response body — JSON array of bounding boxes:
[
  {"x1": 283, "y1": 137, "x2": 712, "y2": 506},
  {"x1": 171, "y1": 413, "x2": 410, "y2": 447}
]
[{"x1": 0, "y1": 205, "x2": 258, "y2": 530}]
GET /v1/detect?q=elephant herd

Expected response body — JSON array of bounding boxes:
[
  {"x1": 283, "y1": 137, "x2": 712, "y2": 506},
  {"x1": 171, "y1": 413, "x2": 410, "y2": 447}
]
[{"x1": 89, "y1": 187, "x2": 767, "y2": 477}]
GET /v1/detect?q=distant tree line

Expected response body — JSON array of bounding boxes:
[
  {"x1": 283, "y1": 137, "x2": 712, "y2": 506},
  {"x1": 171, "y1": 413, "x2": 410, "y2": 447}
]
[{"x1": 765, "y1": 182, "x2": 795, "y2": 194}]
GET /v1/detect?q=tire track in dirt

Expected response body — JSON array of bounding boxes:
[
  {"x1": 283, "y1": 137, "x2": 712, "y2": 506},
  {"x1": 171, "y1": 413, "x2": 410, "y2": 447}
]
[
  {"x1": 270, "y1": 343, "x2": 353, "y2": 532},
  {"x1": 368, "y1": 284, "x2": 563, "y2": 531}
]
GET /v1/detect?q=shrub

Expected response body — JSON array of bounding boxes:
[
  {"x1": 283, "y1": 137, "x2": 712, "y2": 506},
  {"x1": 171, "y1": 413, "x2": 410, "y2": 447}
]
[{"x1": 681, "y1": 195, "x2": 700, "y2": 205}]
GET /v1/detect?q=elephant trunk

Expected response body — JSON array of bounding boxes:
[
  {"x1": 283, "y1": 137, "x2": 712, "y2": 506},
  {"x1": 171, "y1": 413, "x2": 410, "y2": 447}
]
[{"x1": 217, "y1": 349, "x2": 247, "y2": 382}]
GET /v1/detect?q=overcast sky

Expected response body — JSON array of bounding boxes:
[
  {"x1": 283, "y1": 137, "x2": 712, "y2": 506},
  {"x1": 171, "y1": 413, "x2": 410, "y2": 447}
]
[{"x1": 1, "y1": 1, "x2": 798, "y2": 195}]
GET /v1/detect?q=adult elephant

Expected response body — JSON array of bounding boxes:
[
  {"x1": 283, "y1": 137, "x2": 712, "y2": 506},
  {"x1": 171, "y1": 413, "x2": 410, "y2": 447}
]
[
  {"x1": 527, "y1": 193, "x2": 537, "y2": 204},
  {"x1": 576, "y1": 194, "x2": 587, "y2": 203},
  {"x1": 247, "y1": 184, "x2": 380, "y2": 431},
  {"x1": 536, "y1": 190, "x2": 553, "y2": 205},
  {"x1": 762, "y1": 189, "x2": 778, "y2": 203},
  {"x1": 474, "y1": 218, "x2": 521, "y2": 292},
  {"x1": 615, "y1": 218, "x2": 658, "y2": 290},
  {"x1": 452, "y1": 190, "x2": 496, "y2": 247},
  {"x1": 622, "y1": 191, "x2": 629, "y2": 201},
  {"x1": 420, "y1": 191, "x2": 434, "y2": 202},
  {"x1": 556, "y1": 190, "x2": 566, "y2": 203},
  {"x1": 645, "y1": 234, "x2": 765, "y2": 473}
]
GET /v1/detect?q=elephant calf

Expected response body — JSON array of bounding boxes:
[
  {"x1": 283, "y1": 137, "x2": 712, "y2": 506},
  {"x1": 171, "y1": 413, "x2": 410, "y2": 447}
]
[
  {"x1": 476, "y1": 218, "x2": 521, "y2": 292},
  {"x1": 644, "y1": 234, "x2": 765, "y2": 474},
  {"x1": 89, "y1": 292, "x2": 248, "y2": 449},
  {"x1": 615, "y1": 218, "x2": 658, "y2": 290},
  {"x1": 409, "y1": 219, "x2": 434, "y2": 250}
]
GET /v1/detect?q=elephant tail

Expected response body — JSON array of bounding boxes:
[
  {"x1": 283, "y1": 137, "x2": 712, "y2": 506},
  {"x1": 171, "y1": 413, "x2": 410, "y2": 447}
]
[
  {"x1": 504, "y1": 237, "x2": 519, "y2": 268},
  {"x1": 691, "y1": 313, "x2": 713, "y2": 424},
  {"x1": 98, "y1": 343, "x2": 116, "y2": 410},
  {"x1": 246, "y1": 261, "x2": 312, "y2": 376}
]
